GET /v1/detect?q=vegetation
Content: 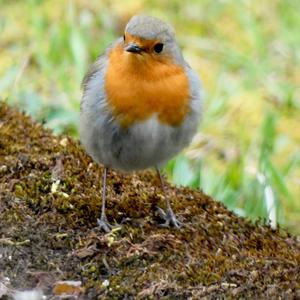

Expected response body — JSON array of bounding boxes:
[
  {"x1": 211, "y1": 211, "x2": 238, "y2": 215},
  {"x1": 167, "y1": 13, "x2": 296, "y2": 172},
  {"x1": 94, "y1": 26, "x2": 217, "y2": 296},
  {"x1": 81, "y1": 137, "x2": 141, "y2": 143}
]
[
  {"x1": 0, "y1": 0, "x2": 299, "y2": 233},
  {"x1": 1, "y1": 102, "x2": 300, "y2": 298}
]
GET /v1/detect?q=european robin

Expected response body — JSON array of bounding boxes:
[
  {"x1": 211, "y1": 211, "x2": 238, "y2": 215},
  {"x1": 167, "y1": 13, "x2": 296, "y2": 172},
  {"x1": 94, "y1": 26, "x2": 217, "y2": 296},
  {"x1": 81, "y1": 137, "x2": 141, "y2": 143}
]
[{"x1": 80, "y1": 15, "x2": 202, "y2": 232}]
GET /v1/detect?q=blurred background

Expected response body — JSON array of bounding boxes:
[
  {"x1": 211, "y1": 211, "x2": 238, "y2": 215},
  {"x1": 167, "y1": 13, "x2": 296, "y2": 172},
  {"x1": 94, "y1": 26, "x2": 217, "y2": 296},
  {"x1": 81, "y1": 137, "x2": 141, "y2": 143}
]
[{"x1": 0, "y1": 0, "x2": 299, "y2": 233}]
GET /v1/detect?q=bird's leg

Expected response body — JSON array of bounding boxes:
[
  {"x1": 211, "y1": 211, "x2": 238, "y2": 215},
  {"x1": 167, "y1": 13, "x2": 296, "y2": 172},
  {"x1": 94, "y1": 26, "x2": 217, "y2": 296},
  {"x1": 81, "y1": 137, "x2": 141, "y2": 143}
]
[
  {"x1": 156, "y1": 167, "x2": 182, "y2": 228},
  {"x1": 97, "y1": 167, "x2": 113, "y2": 232}
]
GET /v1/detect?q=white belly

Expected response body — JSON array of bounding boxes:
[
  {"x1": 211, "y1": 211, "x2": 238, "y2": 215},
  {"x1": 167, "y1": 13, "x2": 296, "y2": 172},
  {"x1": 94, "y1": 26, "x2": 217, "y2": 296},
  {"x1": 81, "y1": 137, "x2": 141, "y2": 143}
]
[{"x1": 80, "y1": 113, "x2": 198, "y2": 172}]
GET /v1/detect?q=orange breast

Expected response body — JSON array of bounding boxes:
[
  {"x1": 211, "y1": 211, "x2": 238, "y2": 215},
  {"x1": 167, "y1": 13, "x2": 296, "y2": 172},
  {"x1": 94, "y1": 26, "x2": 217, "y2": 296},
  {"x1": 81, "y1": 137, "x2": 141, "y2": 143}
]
[{"x1": 104, "y1": 44, "x2": 190, "y2": 128}]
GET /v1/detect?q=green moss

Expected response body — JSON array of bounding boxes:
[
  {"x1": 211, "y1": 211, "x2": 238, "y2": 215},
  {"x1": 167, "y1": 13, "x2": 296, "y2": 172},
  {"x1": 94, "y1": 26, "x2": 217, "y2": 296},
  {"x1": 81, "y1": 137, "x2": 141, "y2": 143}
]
[{"x1": 1, "y1": 101, "x2": 300, "y2": 299}]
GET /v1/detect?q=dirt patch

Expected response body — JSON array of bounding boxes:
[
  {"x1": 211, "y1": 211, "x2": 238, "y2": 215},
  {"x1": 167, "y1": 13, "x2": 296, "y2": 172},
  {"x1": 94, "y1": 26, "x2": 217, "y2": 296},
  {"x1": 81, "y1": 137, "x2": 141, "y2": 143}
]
[{"x1": 0, "y1": 102, "x2": 300, "y2": 299}]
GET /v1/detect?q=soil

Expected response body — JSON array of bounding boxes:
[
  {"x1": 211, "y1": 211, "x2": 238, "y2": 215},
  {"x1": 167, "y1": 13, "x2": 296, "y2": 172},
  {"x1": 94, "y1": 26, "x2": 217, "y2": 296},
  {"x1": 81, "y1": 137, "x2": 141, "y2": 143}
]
[{"x1": 0, "y1": 102, "x2": 300, "y2": 299}]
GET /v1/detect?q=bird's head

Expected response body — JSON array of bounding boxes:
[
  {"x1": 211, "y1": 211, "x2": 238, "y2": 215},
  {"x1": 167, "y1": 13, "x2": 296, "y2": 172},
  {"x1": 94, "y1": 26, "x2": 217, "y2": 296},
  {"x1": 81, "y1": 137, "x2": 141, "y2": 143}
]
[{"x1": 122, "y1": 15, "x2": 183, "y2": 65}]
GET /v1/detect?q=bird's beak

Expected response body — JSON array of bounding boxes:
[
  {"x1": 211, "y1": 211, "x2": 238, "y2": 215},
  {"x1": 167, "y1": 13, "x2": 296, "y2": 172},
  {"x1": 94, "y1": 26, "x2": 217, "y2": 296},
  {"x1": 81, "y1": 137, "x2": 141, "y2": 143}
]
[{"x1": 125, "y1": 43, "x2": 144, "y2": 53}]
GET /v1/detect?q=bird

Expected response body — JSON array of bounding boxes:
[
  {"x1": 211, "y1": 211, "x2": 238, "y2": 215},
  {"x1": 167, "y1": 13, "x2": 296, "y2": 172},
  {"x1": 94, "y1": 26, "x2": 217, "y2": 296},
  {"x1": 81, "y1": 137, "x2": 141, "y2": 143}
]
[{"x1": 80, "y1": 15, "x2": 202, "y2": 232}]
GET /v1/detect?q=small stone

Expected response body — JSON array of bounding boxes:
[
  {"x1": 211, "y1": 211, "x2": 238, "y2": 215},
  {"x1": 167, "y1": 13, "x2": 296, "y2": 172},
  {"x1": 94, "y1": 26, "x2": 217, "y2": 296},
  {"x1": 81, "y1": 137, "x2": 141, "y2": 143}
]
[
  {"x1": 216, "y1": 248, "x2": 222, "y2": 256},
  {"x1": 13, "y1": 290, "x2": 44, "y2": 300},
  {"x1": 51, "y1": 180, "x2": 60, "y2": 193},
  {"x1": 102, "y1": 279, "x2": 109, "y2": 288},
  {"x1": 60, "y1": 138, "x2": 68, "y2": 147},
  {"x1": 0, "y1": 165, "x2": 7, "y2": 173}
]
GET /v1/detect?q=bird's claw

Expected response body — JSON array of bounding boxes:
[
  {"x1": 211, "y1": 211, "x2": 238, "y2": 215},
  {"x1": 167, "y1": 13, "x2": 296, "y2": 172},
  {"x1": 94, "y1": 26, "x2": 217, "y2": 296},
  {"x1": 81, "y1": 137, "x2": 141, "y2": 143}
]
[
  {"x1": 156, "y1": 207, "x2": 183, "y2": 229},
  {"x1": 97, "y1": 216, "x2": 114, "y2": 233}
]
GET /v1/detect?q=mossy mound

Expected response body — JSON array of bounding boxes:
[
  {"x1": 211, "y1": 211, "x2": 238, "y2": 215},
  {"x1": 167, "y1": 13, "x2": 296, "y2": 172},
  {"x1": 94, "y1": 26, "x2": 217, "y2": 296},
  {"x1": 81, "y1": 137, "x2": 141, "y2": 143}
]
[{"x1": 0, "y1": 102, "x2": 300, "y2": 299}]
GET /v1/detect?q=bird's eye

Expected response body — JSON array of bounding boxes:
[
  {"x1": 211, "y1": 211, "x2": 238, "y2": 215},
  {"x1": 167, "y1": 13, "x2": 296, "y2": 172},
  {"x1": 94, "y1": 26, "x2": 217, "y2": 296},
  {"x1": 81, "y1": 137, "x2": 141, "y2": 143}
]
[{"x1": 153, "y1": 43, "x2": 164, "y2": 53}]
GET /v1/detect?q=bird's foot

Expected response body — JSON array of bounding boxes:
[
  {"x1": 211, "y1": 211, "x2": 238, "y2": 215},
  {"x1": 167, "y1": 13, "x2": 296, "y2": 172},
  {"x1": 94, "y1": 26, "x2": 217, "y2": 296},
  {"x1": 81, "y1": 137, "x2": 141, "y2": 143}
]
[
  {"x1": 156, "y1": 207, "x2": 183, "y2": 229},
  {"x1": 97, "y1": 216, "x2": 114, "y2": 233}
]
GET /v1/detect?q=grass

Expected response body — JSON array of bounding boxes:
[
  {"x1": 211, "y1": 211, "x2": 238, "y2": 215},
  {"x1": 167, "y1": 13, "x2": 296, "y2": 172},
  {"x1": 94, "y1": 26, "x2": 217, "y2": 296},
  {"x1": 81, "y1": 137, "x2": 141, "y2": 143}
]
[{"x1": 0, "y1": 0, "x2": 299, "y2": 233}]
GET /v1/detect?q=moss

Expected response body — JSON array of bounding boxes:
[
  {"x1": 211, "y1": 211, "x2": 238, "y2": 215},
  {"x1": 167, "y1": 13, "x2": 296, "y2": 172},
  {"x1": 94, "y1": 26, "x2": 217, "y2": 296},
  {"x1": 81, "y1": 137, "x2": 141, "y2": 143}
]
[{"x1": 1, "y1": 101, "x2": 300, "y2": 299}]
